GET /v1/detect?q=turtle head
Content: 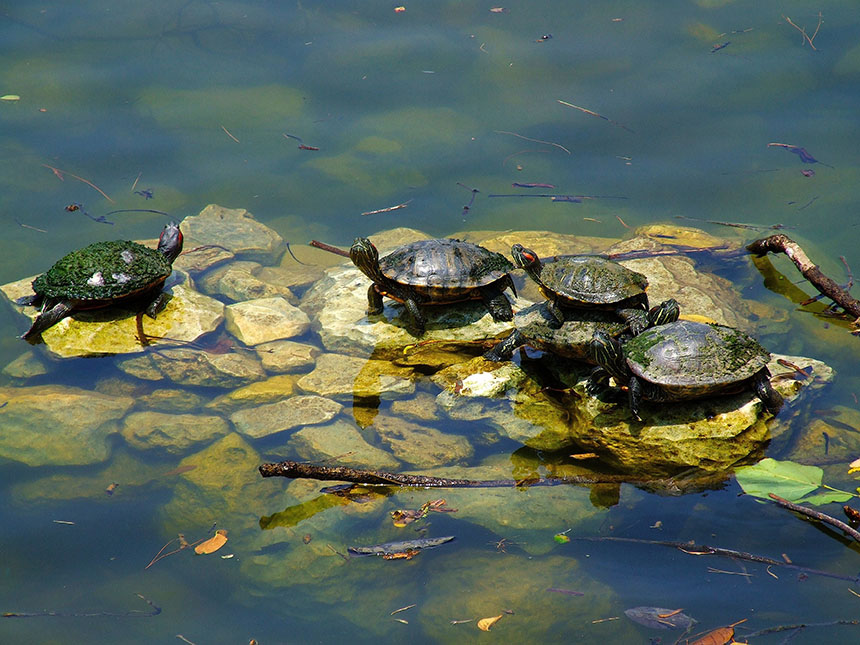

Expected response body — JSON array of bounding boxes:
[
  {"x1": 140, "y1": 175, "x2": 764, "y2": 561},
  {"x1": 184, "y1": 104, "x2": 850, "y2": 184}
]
[
  {"x1": 350, "y1": 237, "x2": 383, "y2": 281},
  {"x1": 158, "y1": 221, "x2": 183, "y2": 263},
  {"x1": 511, "y1": 244, "x2": 543, "y2": 283},
  {"x1": 648, "y1": 298, "x2": 680, "y2": 328},
  {"x1": 589, "y1": 330, "x2": 629, "y2": 382}
]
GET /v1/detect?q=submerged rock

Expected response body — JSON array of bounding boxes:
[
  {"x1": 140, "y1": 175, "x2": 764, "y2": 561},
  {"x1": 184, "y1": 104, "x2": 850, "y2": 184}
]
[
  {"x1": 196, "y1": 260, "x2": 297, "y2": 304},
  {"x1": 225, "y1": 297, "x2": 310, "y2": 346},
  {"x1": 230, "y1": 395, "x2": 343, "y2": 439},
  {"x1": 254, "y1": 339, "x2": 319, "y2": 373},
  {"x1": 368, "y1": 414, "x2": 473, "y2": 467},
  {"x1": 289, "y1": 419, "x2": 401, "y2": 470},
  {"x1": 296, "y1": 352, "x2": 415, "y2": 400},
  {"x1": 0, "y1": 385, "x2": 133, "y2": 466},
  {"x1": 121, "y1": 411, "x2": 230, "y2": 454},
  {"x1": 118, "y1": 346, "x2": 266, "y2": 387}
]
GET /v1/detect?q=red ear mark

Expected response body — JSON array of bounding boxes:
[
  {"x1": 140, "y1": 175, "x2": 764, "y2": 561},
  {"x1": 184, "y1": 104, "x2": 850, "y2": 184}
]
[{"x1": 522, "y1": 251, "x2": 537, "y2": 263}]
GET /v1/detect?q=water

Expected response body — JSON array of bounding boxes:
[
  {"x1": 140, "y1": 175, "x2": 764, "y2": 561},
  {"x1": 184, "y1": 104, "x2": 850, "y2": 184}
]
[{"x1": 2, "y1": 1, "x2": 860, "y2": 642}]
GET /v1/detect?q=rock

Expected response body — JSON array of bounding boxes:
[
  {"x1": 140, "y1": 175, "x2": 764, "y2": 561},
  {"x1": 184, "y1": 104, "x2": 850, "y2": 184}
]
[
  {"x1": 136, "y1": 388, "x2": 207, "y2": 412},
  {"x1": 390, "y1": 392, "x2": 441, "y2": 421},
  {"x1": 296, "y1": 352, "x2": 415, "y2": 400},
  {"x1": 207, "y1": 374, "x2": 298, "y2": 414},
  {"x1": 172, "y1": 242, "x2": 234, "y2": 276},
  {"x1": 121, "y1": 411, "x2": 229, "y2": 454},
  {"x1": 118, "y1": 347, "x2": 266, "y2": 388},
  {"x1": 782, "y1": 405, "x2": 860, "y2": 465},
  {"x1": 230, "y1": 395, "x2": 343, "y2": 439},
  {"x1": 196, "y1": 260, "x2": 297, "y2": 304},
  {"x1": 2, "y1": 351, "x2": 49, "y2": 379},
  {"x1": 633, "y1": 223, "x2": 743, "y2": 251},
  {"x1": 0, "y1": 385, "x2": 132, "y2": 466},
  {"x1": 225, "y1": 297, "x2": 310, "y2": 346},
  {"x1": 254, "y1": 339, "x2": 319, "y2": 373},
  {"x1": 1, "y1": 276, "x2": 225, "y2": 359},
  {"x1": 289, "y1": 420, "x2": 401, "y2": 469},
  {"x1": 257, "y1": 264, "x2": 325, "y2": 292},
  {"x1": 179, "y1": 204, "x2": 285, "y2": 265},
  {"x1": 368, "y1": 414, "x2": 473, "y2": 467}
]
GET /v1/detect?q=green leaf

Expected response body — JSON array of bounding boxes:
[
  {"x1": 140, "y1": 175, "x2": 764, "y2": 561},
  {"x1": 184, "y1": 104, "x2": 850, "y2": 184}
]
[
  {"x1": 735, "y1": 458, "x2": 823, "y2": 502},
  {"x1": 799, "y1": 490, "x2": 854, "y2": 505}
]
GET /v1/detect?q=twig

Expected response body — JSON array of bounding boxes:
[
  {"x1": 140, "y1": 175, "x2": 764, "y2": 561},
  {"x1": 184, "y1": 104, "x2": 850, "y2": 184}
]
[
  {"x1": 220, "y1": 125, "x2": 240, "y2": 143},
  {"x1": 2, "y1": 593, "x2": 161, "y2": 618},
  {"x1": 361, "y1": 200, "x2": 412, "y2": 216},
  {"x1": 309, "y1": 240, "x2": 350, "y2": 257},
  {"x1": 675, "y1": 214, "x2": 789, "y2": 231},
  {"x1": 42, "y1": 164, "x2": 114, "y2": 202},
  {"x1": 494, "y1": 130, "x2": 571, "y2": 155},
  {"x1": 557, "y1": 100, "x2": 634, "y2": 133},
  {"x1": 131, "y1": 172, "x2": 142, "y2": 193},
  {"x1": 743, "y1": 620, "x2": 859, "y2": 639},
  {"x1": 768, "y1": 494, "x2": 860, "y2": 543},
  {"x1": 783, "y1": 13, "x2": 823, "y2": 51}
]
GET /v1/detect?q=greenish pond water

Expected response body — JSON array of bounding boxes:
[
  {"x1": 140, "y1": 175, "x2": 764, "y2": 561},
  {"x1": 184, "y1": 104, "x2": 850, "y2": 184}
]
[{"x1": 2, "y1": 1, "x2": 860, "y2": 643}]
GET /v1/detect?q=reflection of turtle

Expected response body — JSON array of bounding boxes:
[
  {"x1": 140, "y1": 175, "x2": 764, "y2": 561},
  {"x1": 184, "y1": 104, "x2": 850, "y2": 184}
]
[
  {"x1": 18, "y1": 222, "x2": 184, "y2": 342},
  {"x1": 587, "y1": 319, "x2": 783, "y2": 420},
  {"x1": 350, "y1": 237, "x2": 516, "y2": 333},
  {"x1": 484, "y1": 298, "x2": 680, "y2": 363},
  {"x1": 512, "y1": 244, "x2": 651, "y2": 332}
]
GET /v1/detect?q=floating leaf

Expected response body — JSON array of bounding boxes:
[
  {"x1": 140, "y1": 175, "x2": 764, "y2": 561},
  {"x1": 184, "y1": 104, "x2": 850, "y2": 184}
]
[
  {"x1": 735, "y1": 458, "x2": 822, "y2": 502},
  {"x1": 554, "y1": 533, "x2": 570, "y2": 544},
  {"x1": 0, "y1": 94, "x2": 20, "y2": 101},
  {"x1": 690, "y1": 618, "x2": 746, "y2": 645},
  {"x1": 624, "y1": 606, "x2": 696, "y2": 630},
  {"x1": 796, "y1": 490, "x2": 853, "y2": 505},
  {"x1": 194, "y1": 529, "x2": 228, "y2": 554},
  {"x1": 477, "y1": 614, "x2": 503, "y2": 631},
  {"x1": 848, "y1": 457, "x2": 860, "y2": 474}
]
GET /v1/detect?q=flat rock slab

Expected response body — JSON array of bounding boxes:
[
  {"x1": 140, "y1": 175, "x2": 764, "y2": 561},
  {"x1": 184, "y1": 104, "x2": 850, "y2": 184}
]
[
  {"x1": 0, "y1": 385, "x2": 133, "y2": 466},
  {"x1": 369, "y1": 414, "x2": 473, "y2": 467},
  {"x1": 121, "y1": 411, "x2": 230, "y2": 454},
  {"x1": 225, "y1": 297, "x2": 310, "y2": 346},
  {"x1": 254, "y1": 339, "x2": 319, "y2": 373},
  {"x1": 207, "y1": 374, "x2": 298, "y2": 414},
  {"x1": 179, "y1": 204, "x2": 285, "y2": 265},
  {"x1": 196, "y1": 260, "x2": 297, "y2": 304},
  {"x1": 1, "y1": 276, "x2": 225, "y2": 359},
  {"x1": 289, "y1": 419, "x2": 401, "y2": 470},
  {"x1": 118, "y1": 346, "x2": 267, "y2": 388},
  {"x1": 296, "y1": 352, "x2": 415, "y2": 399},
  {"x1": 230, "y1": 395, "x2": 343, "y2": 439}
]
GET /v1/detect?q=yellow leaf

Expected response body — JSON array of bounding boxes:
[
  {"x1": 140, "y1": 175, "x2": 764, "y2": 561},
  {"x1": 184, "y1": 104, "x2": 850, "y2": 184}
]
[
  {"x1": 477, "y1": 614, "x2": 503, "y2": 631},
  {"x1": 848, "y1": 457, "x2": 860, "y2": 474},
  {"x1": 1, "y1": 95, "x2": 21, "y2": 101},
  {"x1": 194, "y1": 529, "x2": 228, "y2": 554}
]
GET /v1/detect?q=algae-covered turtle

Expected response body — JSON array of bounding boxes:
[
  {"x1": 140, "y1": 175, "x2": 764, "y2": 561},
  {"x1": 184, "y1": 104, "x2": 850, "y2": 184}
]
[
  {"x1": 18, "y1": 221, "x2": 184, "y2": 342},
  {"x1": 512, "y1": 244, "x2": 651, "y2": 332},
  {"x1": 484, "y1": 298, "x2": 680, "y2": 363},
  {"x1": 350, "y1": 237, "x2": 516, "y2": 333},
  {"x1": 587, "y1": 319, "x2": 783, "y2": 420}
]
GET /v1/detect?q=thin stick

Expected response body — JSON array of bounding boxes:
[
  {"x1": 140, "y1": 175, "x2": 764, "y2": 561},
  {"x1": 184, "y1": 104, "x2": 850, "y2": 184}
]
[
  {"x1": 42, "y1": 164, "x2": 114, "y2": 202},
  {"x1": 743, "y1": 620, "x2": 859, "y2": 639},
  {"x1": 309, "y1": 240, "x2": 350, "y2": 257},
  {"x1": 131, "y1": 172, "x2": 142, "y2": 193},
  {"x1": 783, "y1": 14, "x2": 822, "y2": 51},
  {"x1": 494, "y1": 130, "x2": 571, "y2": 155},
  {"x1": 2, "y1": 593, "x2": 161, "y2": 618},
  {"x1": 768, "y1": 494, "x2": 860, "y2": 543},
  {"x1": 557, "y1": 100, "x2": 635, "y2": 133},
  {"x1": 220, "y1": 125, "x2": 240, "y2": 143},
  {"x1": 361, "y1": 200, "x2": 412, "y2": 216},
  {"x1": 15, "y1": 218, "x2": 47, "y2": 233}
]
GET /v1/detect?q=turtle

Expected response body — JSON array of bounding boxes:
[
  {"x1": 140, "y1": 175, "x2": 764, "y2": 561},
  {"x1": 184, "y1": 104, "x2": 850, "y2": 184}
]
[
  {"x1": 512, "y1": 244, "x2": 651, "y2": 333},
  {"x1": 586, "y1": 319, "x2": 784, "y2": 420},
  {"x1": 349, "y1": 237, "x2": 516, "y2": 333},
  {"x1": 18, "y1": 221, "x2": 184, "y2": 342},
  {"x1": 484, "y1": 298, "x2": 680, "y2": 363}
]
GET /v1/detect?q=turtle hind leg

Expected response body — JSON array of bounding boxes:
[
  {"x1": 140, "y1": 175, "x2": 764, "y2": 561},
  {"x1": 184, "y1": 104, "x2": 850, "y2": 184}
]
[
  {"x1": 144, "y1": 291, "x2": 171, "y2": 319},
  {"x1": 480, "y1": 284, "x2": 513, "y2": 322},
  {"x1": 484, "y1": 329, "x2": 525, "y2": 362},
  {"x1": 403, "y1": 297, "x2": 427, "y2": 334},
  {"x1": 752, "y1": 368, "x2": 784, "y2": 415},
  {"x1": 21, "y1": 300, "x2": 74, "y2": 343}
]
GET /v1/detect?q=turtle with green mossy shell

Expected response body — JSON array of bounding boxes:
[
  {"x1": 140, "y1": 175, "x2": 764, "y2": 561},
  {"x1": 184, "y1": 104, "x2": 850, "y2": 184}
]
[
  {"x1": 349, "y1": 237, "x2": 516, "y2": 334},
  {"x1": 587, "y1": 319, "x2": 783, "y2": 421},
  {"x1": 17, "y1": 221, "x2": 183, "y2": 343},
  {"x1": 512, "y1": 244, "x2": 652, "y2": 333}
]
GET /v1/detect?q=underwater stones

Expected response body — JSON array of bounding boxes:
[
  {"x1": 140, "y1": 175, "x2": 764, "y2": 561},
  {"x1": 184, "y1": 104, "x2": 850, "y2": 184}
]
[
  {"x1": 225, "y1": 297, "x2": 310, "y2": 346},
  {"x1": 121, "y1": 411, "x2": 229, "y2": 454},
  {"x1": 118, "y1": 346, "x2": 266, "y2": 388},
  {"x1": 230, "y1": 395, "x2": 343, "y2": 439},
  {"x1": 369, "y1": 415, "x2": 473, "y2": 467},
  {"x1": 257, "y1": 264, "x2": 325, "y2": 292},
  {"x1": 254, "y1": 339, "x2": 319, "y2": 373},
  {"x1": 431, "y1": 356, "x2": 526, "y2": 397},
  {"x1": 136, "y1": 388, "x2": 207, "y2": 413},
  {"x1": 196, "y1": 260, "x2": 297, "y2": 304},
  {"x1": 2, "y1": 350, "x2": 48, "y2": 379},
  {"x1": 1, "y1": 277, "x2": 225, "y2": 358},
  {"x1": 782, "y1": 405, "x2": 860, "y2": 464},
  {"x1": 206, "y1": 374, "x2": 298, "y2": 414},
  {"x1": 179, "y1": 204, "x2": 285, "y2": 265},
  {"x1": 0, "y1": 385, "x2": 132, "y2": 466},
  {"x1": 289, "y1": 420, "x2": 401, "y2": 470},
  {"x1": 296, "y1": 352, "x2": 415, "y2": 399}
]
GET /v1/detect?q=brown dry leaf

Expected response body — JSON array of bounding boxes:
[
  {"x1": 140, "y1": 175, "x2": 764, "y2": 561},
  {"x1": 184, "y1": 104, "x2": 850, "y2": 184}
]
[
  {"x1": 477, "y1": 614, "x2": 503, "y2": 631},
  {"x1": 195, "y1": 529, "x2": 228, "y2": 555},
  {"x1": 689, "y1": 619, "x2": 746, "y2": 645}
]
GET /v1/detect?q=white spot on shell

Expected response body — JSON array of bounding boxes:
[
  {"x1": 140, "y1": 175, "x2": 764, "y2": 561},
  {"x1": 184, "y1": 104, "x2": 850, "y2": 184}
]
[
  {"x1": 121, "y1": 249, "x2": 135, "y2": 264},
  {"x1": 87, "y1": 271, "x2": 105, "y2": 287},
  {"x1": 112, "y1": 273, "x2": 131, "y2": 284}
]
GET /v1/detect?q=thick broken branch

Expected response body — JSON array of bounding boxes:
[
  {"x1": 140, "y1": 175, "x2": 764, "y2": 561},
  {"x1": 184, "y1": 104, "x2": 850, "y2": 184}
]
[
  {"x1": 259, "y1": 460, "x2": 640, "y2": 488},
  {"x1": 768, "y1": 493, "x2": 860, "y2": 544},
  {"x1": 747, "y1": 234, "x2": 860, "y2": 321}
]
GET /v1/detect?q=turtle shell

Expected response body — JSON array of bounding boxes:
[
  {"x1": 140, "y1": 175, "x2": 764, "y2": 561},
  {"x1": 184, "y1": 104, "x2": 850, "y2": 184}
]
[
  {"x1": 32, "y1": 240, "x2": 173, "y2": 302},
  {"x1": 623, "y1": 320, "x2": 771, "y2": 396},
  {"x1": 513, "y1": 302, "x2": 628, "y2": 361},
  {"x1": 378, "y1": 238, "x2": 513, "y2": 298},
  {"x1": 539, "y1": 255, "x2": 647, "y2": 305}
]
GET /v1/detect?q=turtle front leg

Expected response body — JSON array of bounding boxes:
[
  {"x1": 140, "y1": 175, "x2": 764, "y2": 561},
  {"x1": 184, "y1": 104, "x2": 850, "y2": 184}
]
[
  {"x1": 545, "y1": 299, "x2": 565, "y2": 328},
  {"x1": 628, "y1": 376, "x2": 646, "y2": 421},
  {"x1": 585, "y1": 366, "x2": 612, "y2": 395},
  {"x1": 22, "y1": 300, "x2": 74, "y2": 343},
  {"x1": 617, "y1": 307, "x2": 650, "y2": 335},
  {"x1": 367, "y1": 284, "x2": 384, "y2": 315},
  {"x1": 752, "y1": 368, "x2": 784, "y2": 415},
  {"x1": 484, "y1": 329, "x2": 525, "y2": 362},
  {"x1": 479, "y1": 284, "x2": 514, "y2": 322}
]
